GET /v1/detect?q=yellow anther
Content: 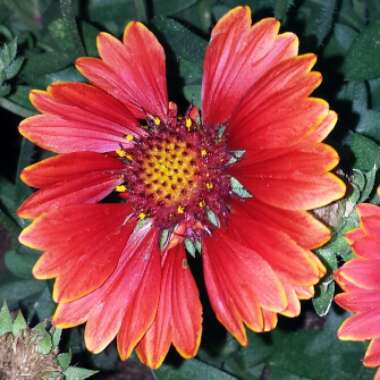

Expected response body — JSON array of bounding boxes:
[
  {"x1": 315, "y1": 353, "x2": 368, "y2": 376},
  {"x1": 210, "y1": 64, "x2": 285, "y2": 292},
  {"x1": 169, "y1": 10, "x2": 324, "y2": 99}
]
[
  {"x1": 138, "y1": 212, "x2": 146, "y2": 220},
  {"x1": 115, "y1": 184, "x2": 127, "y2": 192},
  {"x1": 126, "y1": 154, "x2": 133, "y2": 161},
  {"x1": 198, "y1": 200, "x2": 206, "y2": 208},
  {"x1": 201, "y1": 149, "x2": 208, "y2": 157},
  {"x1": 116, "y1": 148, "x2": 127, "y2": 158},
  {"x1": 153, "y1": 117, "x2": 161, "y2": 126},
  {"x1": 206, "y1": 182, "x2": 214, "y2": 190},
  {"x1": 125, "y1": 134, "x2": 134, "y2": 142},
  {"x1": 185, "y1": 117, "x2": 192, "y2": 130},
  {"x1": 177, "y1": 205, "x2": 185, "y2": 214}
]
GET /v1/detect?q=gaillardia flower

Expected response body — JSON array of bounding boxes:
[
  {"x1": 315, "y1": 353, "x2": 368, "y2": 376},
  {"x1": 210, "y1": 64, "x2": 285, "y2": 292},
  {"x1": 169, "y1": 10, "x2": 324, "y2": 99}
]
[
  {"x1": 18, "y1": 6, "x2": 345, "y2": 368},
  {"x1": 335, "y1": 194, "x2": 380, "y2": 380}
]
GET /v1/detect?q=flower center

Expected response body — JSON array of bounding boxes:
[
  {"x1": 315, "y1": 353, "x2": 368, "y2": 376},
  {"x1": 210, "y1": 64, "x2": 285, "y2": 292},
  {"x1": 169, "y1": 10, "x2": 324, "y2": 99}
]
[
  {"x1": 115, "y1": 111, "x2": 238, "y2": 232},
  {"x1": 140, "y1": 138, "x2": 199, "y2": 206}
]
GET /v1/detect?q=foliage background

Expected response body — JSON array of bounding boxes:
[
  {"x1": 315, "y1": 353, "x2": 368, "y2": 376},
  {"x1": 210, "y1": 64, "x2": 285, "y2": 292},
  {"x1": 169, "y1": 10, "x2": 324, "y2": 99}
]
[{"x1": 0, "y1": 0, "x2": 380, "y2": 379}]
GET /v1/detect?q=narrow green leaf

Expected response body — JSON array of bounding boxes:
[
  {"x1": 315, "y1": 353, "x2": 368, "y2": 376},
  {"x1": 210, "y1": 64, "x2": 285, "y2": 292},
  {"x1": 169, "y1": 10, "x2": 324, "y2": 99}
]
[
  {"x1": 207, "y1": 209, "x2": 220, "y2": 228},
  {"x1": 184, "y1": 238, "x2": 196, "y2": 258},
  {"x1": 0, "y1": 302, "x2": 12, "y2": 336},
  {"x1": 230, "y1": 176, "x2": 252, "y2": 199},
  {"x1": 313, "y1": 281, "x2": 335, "y2": 317},
  {"x1": 12, "y1": 310, "x2": 27, "y2": 335},
  {"x1": 0, "y1": 279, "x2": 45, "y2": 305},
  {"x1": 160, "y1": 229, "x2": 170, "y2": 251},
  {"x1": 316, "y1": 0, "x2": 337, "y2": 46},
  {"x1": 15, "y1": 138, "x2": 35, "y2": 210},
  {"x1": 359, "y1": 165, "x2": 378, "y2": 202},
  {"x1": 52, "y1": 327, "x2": 62, "y2": 347}
]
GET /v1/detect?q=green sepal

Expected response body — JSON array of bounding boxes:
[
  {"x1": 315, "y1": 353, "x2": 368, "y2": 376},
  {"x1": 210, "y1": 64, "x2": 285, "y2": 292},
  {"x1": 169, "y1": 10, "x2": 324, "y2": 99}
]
[
  {"x1": 0, "y1": 302, "x2": 12, "y2": 336},
  {"x1": 33, "y1": 321, "x2": 53, "y2": 355},
  {"x1": 12, "y1": 310, "x2": 27, "y2": 336}
]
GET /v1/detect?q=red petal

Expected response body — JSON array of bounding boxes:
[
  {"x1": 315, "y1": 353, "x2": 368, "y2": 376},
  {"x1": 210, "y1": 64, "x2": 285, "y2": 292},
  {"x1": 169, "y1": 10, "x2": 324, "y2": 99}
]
[
  {"x1": 335, "y1": 259, "x2": 380, "y2": 290},
  {"x1": 364, "y1": 338, "x2": 380, "y2": 367},
  {"x1": 233, "y1": 169, "x2": 345, "y2": 210},
  {"x1": 338, "y1": 309, "x2": 380, "y2": 341},
  {"x1": 77, "y1": 22, "x2": 168, "y2": 121},
  {"x1": 227, "y1": 208, "x2": 323, "y2": 286},
  {"x1": 335, "y1": 290, "x2": 380, "y2": 313},
  {"x1": 202, "y1": 6, "x2": 298, "y2": 126},
  {"x1": 53, "y1": 222, "x2": 161, "y2": 354},
  {"x1": 234, "y1": 198, "x2": 330, "y2": 249},
  {"x1": 230, "y1": 98, "x2": 328, "y2": 153},
  {"x1": 19, "y1": 204, "x2": 134, "y2": 303},
  {"x1": 19, "y1": 84, "x2": 142, "y2": 153},
  {"x1": 20, "y1": 152, "x2": 124, "y2": 188},
  {"x1": 202, "y1": 230, "x2": 286, "y2": 344},
  {"x1": 19, "y1": 114, "x2": 128, "y2": 153},
  {"x1": 19, "y1": 152, "x2": 125, "y2": 218},
  {"x1": 136, "y1": 245, "x2": 202, "y2": 369}
]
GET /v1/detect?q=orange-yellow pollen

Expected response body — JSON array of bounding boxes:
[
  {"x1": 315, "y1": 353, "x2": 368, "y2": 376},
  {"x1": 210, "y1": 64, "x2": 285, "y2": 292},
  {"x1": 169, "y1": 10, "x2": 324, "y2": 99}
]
[
  {"x1": 206, "y1": 182, "x2": 214, "y2": 190},
  {"x1": 138, "y1": 212, "x2": 146, "y2": 220},
  {"x1": 116, "y1": 148, "x2": 127, "y2": 158},
  {"x1": 177, "y1": 205, "x2": 185, "y2": 214},
  {"x1": 126, "y1": 153, "x2": 133, "y2": 161},
  {"x1": 201, "y1": 148, "x2": 208, "y2": 157},
  {"x1": 185, "y1": 117, "x2": 192, "y2": 130},
  {"x1": 115, "y1": 184, "x2": 127, "y2": 192},
  {"x1": 153, "y1": 117, "x2": 161, "y2": 126},
  {"x1": 198, "y1": 200, "x2": 206, "y2": 208},
  {"x1": 125, "y1": 134, "x2": 134, "y2": 142}
]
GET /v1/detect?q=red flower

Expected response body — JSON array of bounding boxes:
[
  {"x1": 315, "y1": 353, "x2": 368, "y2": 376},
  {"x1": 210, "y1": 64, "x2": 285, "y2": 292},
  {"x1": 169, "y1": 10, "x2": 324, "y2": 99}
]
[
  {"x1": 18, "y1": 6, "x2": 345, "y2": 368},
  {"x1": 335, "y1": 192, "x2": 380, "y2": 380}
]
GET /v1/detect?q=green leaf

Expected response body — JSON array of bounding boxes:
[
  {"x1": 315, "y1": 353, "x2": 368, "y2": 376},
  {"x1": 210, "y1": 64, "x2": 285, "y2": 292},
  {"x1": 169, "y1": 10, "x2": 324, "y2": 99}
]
[
  {"x1": 0, "y1": 209, "x2": 21, "y2": 246},
  {"x1": 4, "y1": 249, "x2": 37, "y2": 279},
  {"x1": 153, "y1": 0, "x2": 198, "y2": 16},
  {"x1": 224, "y1": 308, "x2": 375, "y2": 380},
  {"x1": 230, "y1": 177, "x2": 252, "y2": 199},
  {"x1": 0, "y1": 279, "x2": 45, "y2": 306},
  {"x1": 183, "y1": 84, "x2": 201, "y2": 107},
  {"x1": 57, "y1": 352, "x2": 72, "y2": 370},
  {"x1": 0, "y1": 302, "x2": 12, "y2": 336},
  {"x1": 63, "y1": 366, "x2": 98, "y2": 380},
  {"x1": 345, "y1": 21, "x2": 380, "y2": 80},
  {"x1": 349, "y1": 132, "x2": 380, "y2": 171},
  {"x1": 12, "y1": 310, "x2": 27, "y2": 335},
  {"x1": 274, "y1": 0, "x2": 294, "y2": 22},
  {"x1": 154, "y1": 17, "x2": 207, "y2": 65},
  {"x1": 156, "y1": 359, "x2": 238, "y2": 380}
]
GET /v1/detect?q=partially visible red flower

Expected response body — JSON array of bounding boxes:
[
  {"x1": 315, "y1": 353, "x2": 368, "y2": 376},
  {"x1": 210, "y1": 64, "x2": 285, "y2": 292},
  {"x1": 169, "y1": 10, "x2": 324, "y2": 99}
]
[
  {"x1": 18, "y1": 6, "x2": 345, "y2": 368},
  {"x1": 335, "y1": 190, "x2": 380, "y2": 380}
]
